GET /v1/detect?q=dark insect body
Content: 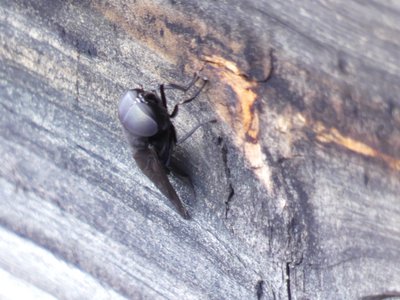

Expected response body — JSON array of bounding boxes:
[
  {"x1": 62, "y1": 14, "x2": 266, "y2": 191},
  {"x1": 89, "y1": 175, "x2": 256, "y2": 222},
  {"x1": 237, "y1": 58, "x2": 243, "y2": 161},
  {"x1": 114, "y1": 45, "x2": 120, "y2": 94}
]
[{"x1": 118, "y1": 74, "x2": 209, "y2": 219}]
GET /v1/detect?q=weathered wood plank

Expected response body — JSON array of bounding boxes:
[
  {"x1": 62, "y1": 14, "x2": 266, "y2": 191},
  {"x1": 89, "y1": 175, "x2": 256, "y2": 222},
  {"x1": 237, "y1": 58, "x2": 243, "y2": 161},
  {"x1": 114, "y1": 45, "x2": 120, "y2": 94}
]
[
  {"x1": 0, "y1": 0, "x2": 399, "y2": 299},
  {"x1": 0, "y1": 225, "x2": 127, "y2": 300}
]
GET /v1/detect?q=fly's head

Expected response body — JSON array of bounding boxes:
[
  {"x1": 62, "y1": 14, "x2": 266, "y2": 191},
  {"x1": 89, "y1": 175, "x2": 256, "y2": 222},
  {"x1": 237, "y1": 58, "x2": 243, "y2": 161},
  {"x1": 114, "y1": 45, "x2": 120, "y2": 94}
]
[{"x1": 118, "y1": 89, "x2": 162, "y2": 138}]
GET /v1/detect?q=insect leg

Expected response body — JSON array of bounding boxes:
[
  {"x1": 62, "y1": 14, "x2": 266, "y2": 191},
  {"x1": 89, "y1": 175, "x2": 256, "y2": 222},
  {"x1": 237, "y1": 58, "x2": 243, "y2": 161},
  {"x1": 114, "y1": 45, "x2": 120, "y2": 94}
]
[
  {"x1": 169, "y1": 79, "x2": 208, "y2": 118},
  {"x1": 159, "y1": 83, "x2": 168, "y2": 108},
  {"x1": 177, "y1": 118, "x2": 217, "y2": 144},
  {"x1": 159, "y1": 73, "x2": 204, "y2": 109},
  {"x1": 163, "y1": 72, "x2": 201, "y2": 92}
]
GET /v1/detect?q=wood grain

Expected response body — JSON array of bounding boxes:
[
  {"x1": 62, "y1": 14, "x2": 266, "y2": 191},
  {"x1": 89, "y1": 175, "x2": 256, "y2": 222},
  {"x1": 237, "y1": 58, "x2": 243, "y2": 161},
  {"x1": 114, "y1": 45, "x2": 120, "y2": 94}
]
[{"x1": 0, "y1": 1, "x2": 399, "y2": 299}]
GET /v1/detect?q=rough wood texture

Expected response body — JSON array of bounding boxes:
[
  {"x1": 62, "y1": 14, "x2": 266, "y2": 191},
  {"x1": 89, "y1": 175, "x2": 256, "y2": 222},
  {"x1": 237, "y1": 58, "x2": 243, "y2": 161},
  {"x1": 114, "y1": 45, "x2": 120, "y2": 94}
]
[{"x1": 1, "y1": 1, "x2": 399, "y2": 299}]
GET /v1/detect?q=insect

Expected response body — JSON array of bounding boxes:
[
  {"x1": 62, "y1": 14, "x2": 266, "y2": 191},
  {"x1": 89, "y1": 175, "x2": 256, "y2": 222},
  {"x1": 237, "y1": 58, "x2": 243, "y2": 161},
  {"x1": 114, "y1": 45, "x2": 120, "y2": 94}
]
[{"x1": 118, "y1": 74, "x2": 210, "y2": 219}]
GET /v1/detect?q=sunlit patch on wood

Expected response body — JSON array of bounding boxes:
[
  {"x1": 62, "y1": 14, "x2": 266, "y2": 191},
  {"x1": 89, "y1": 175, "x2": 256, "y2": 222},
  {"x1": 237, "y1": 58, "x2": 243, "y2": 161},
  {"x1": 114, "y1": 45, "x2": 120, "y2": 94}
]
[
  {"x1": 203, "y1": 55, "x2": 273, "y2": 193},
  {"x1": 313, "y1": 121, "x2": 400, "y2": 171}
]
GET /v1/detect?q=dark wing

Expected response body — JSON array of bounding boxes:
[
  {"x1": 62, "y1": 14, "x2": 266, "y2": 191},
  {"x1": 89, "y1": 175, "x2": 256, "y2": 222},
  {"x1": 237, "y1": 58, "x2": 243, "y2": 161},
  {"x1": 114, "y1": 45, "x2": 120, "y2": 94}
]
[
  {"x1": 169, "y1": 157, "x2": 195, "y2": 198},
  {"x1": 133, "y1": 148, "x2": 190, "y2": 219}
]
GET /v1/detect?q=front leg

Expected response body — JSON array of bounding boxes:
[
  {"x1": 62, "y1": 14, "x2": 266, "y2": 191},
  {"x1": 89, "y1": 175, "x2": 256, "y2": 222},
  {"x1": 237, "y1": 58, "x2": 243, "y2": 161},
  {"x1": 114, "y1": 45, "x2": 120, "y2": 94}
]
[
  {"x1": 159, "y1": 73, "x2": 200, "y2": 109},
  {"x1": 159, "y1": 73, "x2": 208, "y2": 117},
  {"x1": 163, "y1": 72, "x2": 201, "y2": 92},
  {"x1": 169, "y1": 78, "x2": 208, "y2": 118}
]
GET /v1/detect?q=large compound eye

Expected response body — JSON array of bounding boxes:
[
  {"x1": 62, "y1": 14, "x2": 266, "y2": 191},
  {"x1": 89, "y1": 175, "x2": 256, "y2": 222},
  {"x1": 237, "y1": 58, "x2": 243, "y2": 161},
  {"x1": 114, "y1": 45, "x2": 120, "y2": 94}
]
[{"x1": 118, "y1": 90, "x2": 158, "y2": 137}]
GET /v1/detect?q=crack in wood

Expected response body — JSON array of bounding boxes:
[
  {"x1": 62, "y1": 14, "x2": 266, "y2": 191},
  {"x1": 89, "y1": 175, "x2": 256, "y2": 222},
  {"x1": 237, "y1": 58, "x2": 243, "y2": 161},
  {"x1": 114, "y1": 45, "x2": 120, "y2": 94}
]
[
  {"x1": 255, "y1": 279, "x2": 264, "y2": 300},
  {"x1": 285, "y1": 262, "x2": 292, "y2": 300},
  {"x1": 361, "y1": 292, "x2": 400, "y2": 300},
  {"x1": 218, "y1": 136, "x2": 235, "y2": 219},
  {"x1": 225, "y1": 184, "x2": 234, "y2": 219},
  {"x1": 75, "y1": 52, "x2": 80, "y2": 102}
]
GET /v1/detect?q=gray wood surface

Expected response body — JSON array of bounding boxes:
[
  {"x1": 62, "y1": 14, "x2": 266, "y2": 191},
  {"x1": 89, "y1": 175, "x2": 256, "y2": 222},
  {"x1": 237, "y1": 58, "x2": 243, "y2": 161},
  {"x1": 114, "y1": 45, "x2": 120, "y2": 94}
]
[{"x1": 1, "y1": 1, "x2": 399, "y2": 299}]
